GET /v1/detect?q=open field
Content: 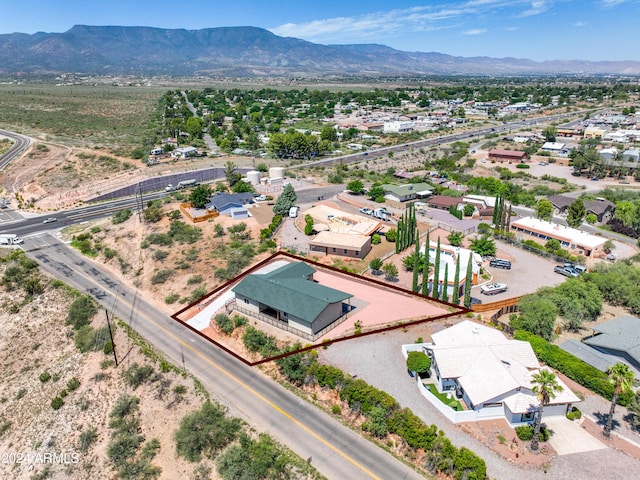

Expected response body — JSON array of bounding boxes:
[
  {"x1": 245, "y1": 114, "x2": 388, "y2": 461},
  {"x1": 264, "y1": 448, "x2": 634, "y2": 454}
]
[{"x1": 0, "y1": 83, "x2": 161, "y2": 153}]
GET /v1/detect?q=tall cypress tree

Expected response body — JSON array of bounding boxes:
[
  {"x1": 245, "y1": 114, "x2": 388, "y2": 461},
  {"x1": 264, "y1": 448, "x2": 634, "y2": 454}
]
[
  {"x1": 421, "y1": 233, "x2": 430, "y2": 295},
  {"x1": 396, "y1": 218, "x2": 402, "y2": 253},
  {"x1": 441, "y1": 263, "x2": 449, "y2": 303},
  {"x1": 452, "y1": 253, "x2": 461, "y2": 305},
  {"x1": 463, "y1": 256, "x2": 473, "y2": 308},
  {"x1": 492, "y1": 194, "x2": 501, "y2": 226},
  {"x1": 412, "y1": 229, "x2": 420, "y2": 292},
  {"x1": 432, "y1": 237, "x2": 441, "y2": 299}
]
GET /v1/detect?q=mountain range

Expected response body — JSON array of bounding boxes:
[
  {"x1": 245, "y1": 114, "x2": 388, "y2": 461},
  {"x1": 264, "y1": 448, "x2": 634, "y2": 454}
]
[{"x1": 0, "y1": 25, "x2": 638, "y2": 77}]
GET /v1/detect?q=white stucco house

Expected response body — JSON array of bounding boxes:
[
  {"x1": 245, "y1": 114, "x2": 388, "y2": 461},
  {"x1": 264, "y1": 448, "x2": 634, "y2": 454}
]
[{"x1": 405, "y1": 321, "x2": 580, "y2": 425}]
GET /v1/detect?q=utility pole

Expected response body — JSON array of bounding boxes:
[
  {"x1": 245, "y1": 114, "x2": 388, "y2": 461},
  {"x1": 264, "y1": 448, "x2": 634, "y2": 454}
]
[{"x1": 105, "y1": 309, "x2": 118, "y2": 366}]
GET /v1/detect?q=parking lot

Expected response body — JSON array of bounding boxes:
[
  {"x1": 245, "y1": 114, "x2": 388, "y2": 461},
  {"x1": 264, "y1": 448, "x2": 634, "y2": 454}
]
[{"x1": 475, "y1": 239, "x2": 568, "y2": 299}]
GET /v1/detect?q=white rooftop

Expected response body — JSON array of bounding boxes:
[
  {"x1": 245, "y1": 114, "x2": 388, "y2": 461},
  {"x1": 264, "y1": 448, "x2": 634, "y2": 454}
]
[
  {"x1": 511, "y1": 216, "x2": 607, "y2": 249},
  {"x1": 428, "y1": 321, "x2": 580, "y2": 408}
]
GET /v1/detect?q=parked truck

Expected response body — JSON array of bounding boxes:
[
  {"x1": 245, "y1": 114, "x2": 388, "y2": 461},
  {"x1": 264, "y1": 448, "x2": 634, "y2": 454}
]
[
  {"x1": 176, "y1": 179, "x2": 198, "y2": 189},
  {"x1": 0, "y1": 234, "x2": 24, "y2": 245}
]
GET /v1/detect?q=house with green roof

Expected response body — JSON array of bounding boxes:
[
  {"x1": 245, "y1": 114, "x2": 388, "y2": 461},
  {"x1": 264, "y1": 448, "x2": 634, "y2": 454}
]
[
  {"x1": 231, "y1": 262, "x2": 353, "y2": 335},
  {"x1": 381, "y1": 182, "x2": 433, "y2": 202}
]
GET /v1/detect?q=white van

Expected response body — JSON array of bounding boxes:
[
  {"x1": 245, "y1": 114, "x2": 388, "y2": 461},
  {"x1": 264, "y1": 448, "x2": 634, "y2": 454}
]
[{"x1": 289, "y1": 206, "x2": 299, "y2": 218}]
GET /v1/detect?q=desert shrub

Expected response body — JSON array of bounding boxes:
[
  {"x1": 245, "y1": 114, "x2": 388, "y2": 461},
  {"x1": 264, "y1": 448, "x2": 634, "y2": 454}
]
[
  {"x1": 242, "y1": 326, "x2": 279, "y2": 357},
  {"x1": 189, "y1": 286, "x2": 207, "y2": 303},
  {"x1": 103, "y1": 247, "x2": 118, "y2": 259},
  {"x1": 515, "y1": 424, "x2": 550, "y2": 441},
  {"x1": 39, "y1": 371, "x2": 52, "y2": 382},
  {"x1": 174, "y1": 401, "x2": 242, "y2": 462},
  {"x1": 122, "y1": 363, "x2": 155, "y2": 389},
  {"x1": 187, "y1": 274, "x2": 203, "y2": 285},
  {"x1": 67, "y1": 377, "x2": 81, "y2": 391},
  {"x1": 151, "y1": 269, "x2": 175, "y2": 285},
  {"x1": 165, "y1": 293, "x2": 180, "y2": 304},
  {"x1": 153, "y1": 250, "x2": 169, "y2": 261},
  {"x1": 112, "y1": 209, "x2": 132, "y2": 224},
  {"x1": 232, "y1": 315, "x2": 247, "y2": 328},
  {"x1": 66, "y1": 295, "x2": 98, "y2": 329},
  {"x1": 79, "y1": 427, "x2": 97, "y2": 452},
  {"x1": 144, "y1": 233, "x2": 173, "y2": 246},
  {"x1": 566, "y1": 406, "x2": 582, "y2": 421},
  {"x1": 169, "y1": 221, "x2": 202, "y2": 244},
  {"x1": 51, "y1": 397, "x2": 64, "y2": 410},
  {"x1": 215, "y1": 314, "x2": 234, "y2": 335}
]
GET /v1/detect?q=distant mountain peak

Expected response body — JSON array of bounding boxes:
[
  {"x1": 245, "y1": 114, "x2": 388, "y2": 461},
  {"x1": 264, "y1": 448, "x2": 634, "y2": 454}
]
[{"x1": 0, "y1": 25, "x2": 638, "y2": 76}]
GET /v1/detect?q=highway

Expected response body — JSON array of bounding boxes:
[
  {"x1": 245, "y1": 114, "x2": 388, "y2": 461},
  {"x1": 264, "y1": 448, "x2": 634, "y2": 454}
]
[
  {"x1": 0, "y1": 129, "x2": 31, "y2": 170},
  {"x1": 23, "y1": 234, "x2": 426, "y2": 480}
]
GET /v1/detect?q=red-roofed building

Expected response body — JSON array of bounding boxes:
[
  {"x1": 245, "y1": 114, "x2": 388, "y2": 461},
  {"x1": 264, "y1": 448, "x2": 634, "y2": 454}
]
[{"x1": 488, "y1": 149, "x2": 529, "y2": 163}]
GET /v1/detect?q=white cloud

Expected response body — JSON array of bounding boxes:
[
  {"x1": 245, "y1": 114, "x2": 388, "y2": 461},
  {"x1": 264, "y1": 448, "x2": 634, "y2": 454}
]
[
  {"x1": 601, "y1": 0, "x2": 627, "y2": 6},
  {"x1": 270, "y1": 1, "x2": 552, "y2": 44},
  {"x1": 519, "y1": 1, "x2": 548, "y2": 17},
  {"x1": 574, "y1": 21, "x2": 587, "y2": 27},
  {"x1": 463, "y1": 28, "x2": 487, "y2": 35},
  {"x1": 505, "y1": 26, "x2": 519, "y2": 31}
]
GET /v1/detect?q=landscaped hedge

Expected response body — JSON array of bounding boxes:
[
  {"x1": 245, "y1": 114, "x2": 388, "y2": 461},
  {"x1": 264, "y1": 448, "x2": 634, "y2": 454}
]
[
  {"x1": 514, "y1": 330, "x2": 631, "y2": 406},
  {"x1": 276, "y1": 350, "x2": 487, "y2": 479}
]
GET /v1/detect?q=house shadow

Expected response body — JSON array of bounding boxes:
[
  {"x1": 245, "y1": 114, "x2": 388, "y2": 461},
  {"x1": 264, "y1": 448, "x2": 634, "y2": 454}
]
[{"x1": 592, "y1": 411, "x2": 620, "y2": 430}]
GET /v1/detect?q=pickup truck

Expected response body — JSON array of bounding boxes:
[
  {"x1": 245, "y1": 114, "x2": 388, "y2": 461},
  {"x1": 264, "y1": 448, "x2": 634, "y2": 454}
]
[{"x1": 554, "y1": 265, "x2": 579, "y2": 277}]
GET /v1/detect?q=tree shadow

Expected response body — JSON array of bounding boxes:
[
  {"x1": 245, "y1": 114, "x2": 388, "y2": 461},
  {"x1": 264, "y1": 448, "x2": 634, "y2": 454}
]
[
  {"x1": 592, "y1": 411, "x2": 620, "y2": 431},
  {"x1": 622, "y1": 412, "x2": 640, "y2": 433}
]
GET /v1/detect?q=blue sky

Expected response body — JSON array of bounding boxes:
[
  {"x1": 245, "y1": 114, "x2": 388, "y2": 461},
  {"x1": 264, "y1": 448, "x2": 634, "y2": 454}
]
[{"x1": 0, "y1": 0, "x2": 638, "y2": 61}]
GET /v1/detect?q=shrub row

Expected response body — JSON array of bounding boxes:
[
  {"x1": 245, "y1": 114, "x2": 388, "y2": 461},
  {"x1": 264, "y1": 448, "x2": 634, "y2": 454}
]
[
  {"x1": 259, "y1": 215, "x2": 282, "y2": 241},
  {"x1": 276, "y1": 351, "x2": 486, "y2": 479}
]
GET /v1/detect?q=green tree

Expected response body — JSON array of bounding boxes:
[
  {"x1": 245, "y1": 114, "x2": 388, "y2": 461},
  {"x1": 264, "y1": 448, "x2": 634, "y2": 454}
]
[
  {"x1": 385, "y1": 228, "x2": 397, "y2": 243},
  {"x1": 186, "y1": 116, "x2": 205, "y2": 139},
  {"x1": 543, "y1": 125, "x2": 557, "y2": 142},
  {"x1": 432, "y1": 237, "x2": 441, "y2": 299},
  {"x1": 320, "y1": 125, "x2": 338, "y2": 142},
  {"x1": 463, "y1": 204, "x2": 475, "y2": 217},
  {"x1": 406, "y1": 351, "x2": 431, "y2": 378},
  {"x1": 368, "y1": 185, "x2": 385, "y2": 201},
  {"x1": 463, "y1": 254, "x2": 473, "y2": 308},
  {"x1": 346, "y1": 179, "x2": 365, "y2": 194},
  {"x1": 441, "y1": 263, "x2": 449, "y2": 302},
  {"x1": 189, "y1": 185, "x2": 213, "y2": 209},
  {"x1": 412, "y1": 231, "x2": 420, "y2": 292},
  {"x1": 549, "y1": 280, "x2": 602, "y2": 331},
  {"x1": 224, "y1": 161, "x2": 242, "y2": 187},
  {"x1": 534, "y1": 199, "x2": 554, "y2": 221},
  {"x1": 452, "y1": 254, "x2": 461, "y2": 305},
  {"x1": 513, "y1": 294, "x2": 558, "y2": 341},
  {"x1": 604, "y1": 363, "x2": 636, "y2": 438},
  {"x1": 231, "y1": 180, "x2": 254, "y2": 193},
  {"x1": 447, "y1": 231, "x2": 463, "y2": 247},
  {"x1": 530, "y1": 370, "x2": 563, "y2": 452},
  {"x1": 421, "y1": 234, "x2": 431, "y2": 296},
  {"x1": 272, "y1": 184, "x2": 297, "y2": 216},
  {"x1": 566, "y1": 199, "x2": 586, "y2": 228},
  {"x1": 469, "y1": 235, "x2": 496, "y2": 257}
]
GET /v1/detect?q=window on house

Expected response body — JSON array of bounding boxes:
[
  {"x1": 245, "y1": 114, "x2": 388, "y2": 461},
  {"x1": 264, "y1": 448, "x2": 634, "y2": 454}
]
[
  {"x1": 332, "y1": 247, "x2": 336, "y2": 253},
  {"x1": 343, "y1": 249, "x2": 348, "y2": 254},
  {"x1": 355, "y1": 251, "x2": 359, "y2": 256},
  {"x1": 243, "y1": 298, "x2": 249, "y2": 304}
]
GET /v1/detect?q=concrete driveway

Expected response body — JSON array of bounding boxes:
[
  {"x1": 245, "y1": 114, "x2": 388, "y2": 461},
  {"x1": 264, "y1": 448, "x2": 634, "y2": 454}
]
[{"x1": 544, "y1": 416, "x2": 607, "y2": 455}]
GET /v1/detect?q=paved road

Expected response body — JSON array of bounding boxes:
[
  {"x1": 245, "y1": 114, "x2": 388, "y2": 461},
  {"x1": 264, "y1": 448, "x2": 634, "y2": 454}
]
[
  {"x1": 23, "y1": 234, "x2": 426, "y2": 480},
  {"x1": 0, "y1": 128, "x2": 31, "y2": 170}
]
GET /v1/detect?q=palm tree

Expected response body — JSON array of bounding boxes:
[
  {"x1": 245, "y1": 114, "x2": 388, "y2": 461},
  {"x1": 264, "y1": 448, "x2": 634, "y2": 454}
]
[
  {"x1": 604, "y1": 362, "x2": 636, "y2": 438},
  {"x1": 530, "y1": 369, "x2": 563, "y2": 452}
]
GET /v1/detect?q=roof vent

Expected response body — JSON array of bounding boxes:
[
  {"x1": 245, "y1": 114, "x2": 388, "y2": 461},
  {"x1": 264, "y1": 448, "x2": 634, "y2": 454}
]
[{"x1": 472, "y1": 327, "x2": 480, "y2": 334}]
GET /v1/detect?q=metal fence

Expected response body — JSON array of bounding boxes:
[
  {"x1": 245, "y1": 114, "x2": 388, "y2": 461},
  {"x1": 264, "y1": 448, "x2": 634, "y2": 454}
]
[
  {"x1": 494, "y1": 234, "x2": 584, "y2": 265},
  {"x1": 437, "y1": 222, "x2": 476, "y2": 236},
  {"x1": 227, "y1": 299, "x2": 350, "y2": 342}
]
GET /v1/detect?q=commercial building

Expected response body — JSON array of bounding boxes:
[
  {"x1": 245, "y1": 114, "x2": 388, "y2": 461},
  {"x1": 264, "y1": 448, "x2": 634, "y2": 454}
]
[
  {"x1": 488, "y1": 149, "x2": 528, "y2": 163},
  {"x1": 510, "y1": 216, "x2": 607, "y2": 257}
]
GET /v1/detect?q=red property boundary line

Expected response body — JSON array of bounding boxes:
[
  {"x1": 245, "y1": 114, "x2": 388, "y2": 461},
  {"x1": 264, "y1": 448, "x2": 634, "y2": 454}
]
[{"x1": 171, "y1": 251, "x2": 471, "y2": 366}]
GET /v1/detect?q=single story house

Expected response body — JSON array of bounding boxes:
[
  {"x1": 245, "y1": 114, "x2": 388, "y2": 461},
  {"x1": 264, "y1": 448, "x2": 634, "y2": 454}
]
[
  {"x1": 510, "y1": 216, "x2": 607, "y2": 257},
  {"x1": 309, "y1": 231, "x2": 372, "y2": 259},
  {"x1": 381, "y1": 183, "x2": 433, "y2": 202},
  {"x1": 426, "y1": 195, "x2": 461, "y2": 211},
  {"x1": 547, "y1": 195, "x2": 615, "y2": 223},
  {"x1": 421, "y1": 244, "x2": 481, "y2": 297},
  {"x1": 204, "y1": 193, "x2": 254, "y2": 217},
  {"x1": 422, "y1": 321, "x2": 580, "y2": 424},
  {"x1": 172, "y1": 146, "x2": 198, "y2": 158},
  {"x1": 488, "y1": 149, "x2": 529, "y2": 163},
  {"x1": 582, "y1": 315, "x2": 640, "y2": 378},
  {"x1": 541, "y1": 142, "x2": 566, "y2": 152},
  {"x1": 231, "y1": 262, "x2": 353, "y2": 336}
]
